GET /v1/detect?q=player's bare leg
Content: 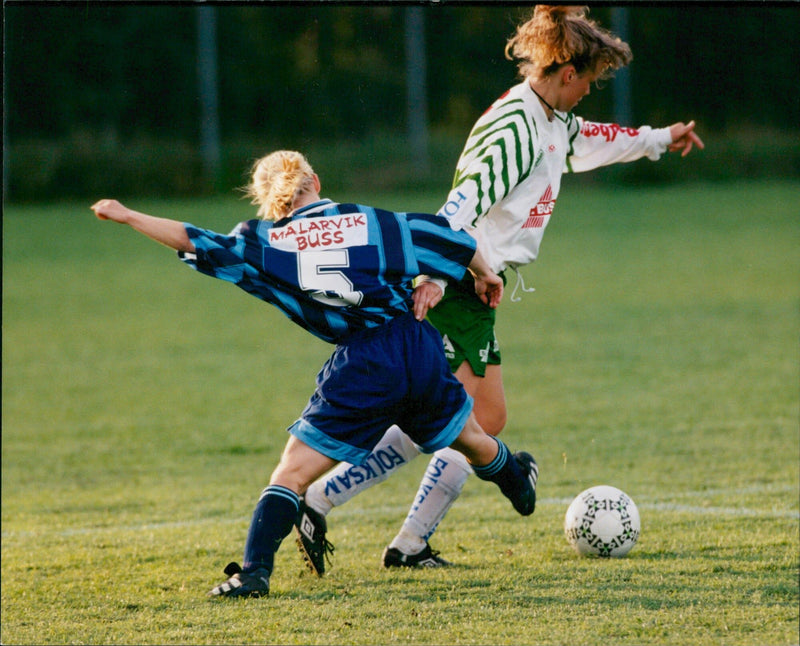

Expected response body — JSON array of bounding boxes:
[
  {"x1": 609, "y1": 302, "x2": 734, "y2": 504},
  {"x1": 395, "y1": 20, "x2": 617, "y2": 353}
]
[{"x1": 455, "y1": 362, "x2": 506, "y2": 435}]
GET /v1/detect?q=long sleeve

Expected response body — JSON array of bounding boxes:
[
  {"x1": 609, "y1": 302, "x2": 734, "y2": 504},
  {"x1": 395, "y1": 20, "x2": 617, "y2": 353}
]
[{"x1": 566, "y1": 117, "x2": 673, "y2": 172}]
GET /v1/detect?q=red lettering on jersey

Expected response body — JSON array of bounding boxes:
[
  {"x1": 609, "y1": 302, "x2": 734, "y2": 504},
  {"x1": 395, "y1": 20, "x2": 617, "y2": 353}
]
[
  {"x1": 270, "y1": 213, "x2": 368, "y2": 250},
  {"x1": 296, "y1": 230, "x2": 347, "y2": 251},
  {"x1": 523, "y1": 184, "x2": 556, "y2": 229},
  {"x1": 580, "y1": 122, "x2": 640, "y2": 142}
]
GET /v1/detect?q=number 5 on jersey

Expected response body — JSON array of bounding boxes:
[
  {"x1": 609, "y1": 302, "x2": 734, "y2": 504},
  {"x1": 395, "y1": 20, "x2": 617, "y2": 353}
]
[{"x1": 298, "y1": 249, "x2": 364, "y2": 307}]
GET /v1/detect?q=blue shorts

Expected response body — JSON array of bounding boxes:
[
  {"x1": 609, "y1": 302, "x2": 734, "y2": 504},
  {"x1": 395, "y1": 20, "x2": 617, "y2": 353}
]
[{"x1": 288, "y1": 312, "x2": 473, "y2": 464}]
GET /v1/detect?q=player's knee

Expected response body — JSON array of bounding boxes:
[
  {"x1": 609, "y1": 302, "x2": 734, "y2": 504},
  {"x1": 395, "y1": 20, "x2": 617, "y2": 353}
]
[
  {"x1": 269, "y1": 457, "x2": 319, "y2": 494},
  {"x1": 269, "y1": 463, "x2": 306, "y2": 493}
]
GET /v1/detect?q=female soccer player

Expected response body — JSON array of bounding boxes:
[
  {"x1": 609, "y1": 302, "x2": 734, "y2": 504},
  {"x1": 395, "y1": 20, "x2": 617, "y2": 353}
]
[
  {"x1": 298, "y1": 5, "x2": 705, "y2": 572},
  {"x1": 90, "y1": 150, "x2": 539, "y2": 598}
]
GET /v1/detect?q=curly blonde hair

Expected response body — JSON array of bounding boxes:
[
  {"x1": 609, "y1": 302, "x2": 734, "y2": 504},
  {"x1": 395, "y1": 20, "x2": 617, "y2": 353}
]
[
  {"x1": 244, "y1": 150, "x2": 317, "y2": 221},
  {"x1": 505, "y1": 6, "x2": 632, "y2": 81}
]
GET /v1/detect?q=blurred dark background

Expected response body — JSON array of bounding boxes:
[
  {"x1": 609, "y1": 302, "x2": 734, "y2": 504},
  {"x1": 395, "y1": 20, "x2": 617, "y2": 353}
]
[{"x1": 4, "y1": 2, "x2": 799, "y2": 202}]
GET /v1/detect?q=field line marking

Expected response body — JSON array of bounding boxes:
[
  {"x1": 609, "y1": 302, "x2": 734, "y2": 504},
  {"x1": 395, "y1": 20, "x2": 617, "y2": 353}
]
[
  {"x1": 544, "y1": 497, "x2": 800, "y2": 519},
  {"x1": 640, "y1": 502, "x2": 800, "y2": 518},
  {"x1": 2, "y1": 486, "x2": 798, "y2": 540}
]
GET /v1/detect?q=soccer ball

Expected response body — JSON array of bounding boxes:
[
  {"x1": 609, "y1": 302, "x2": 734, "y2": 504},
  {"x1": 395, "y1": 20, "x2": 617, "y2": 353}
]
[{"x1": 564, "y1": 485, "x2": 641, "y2": 557}]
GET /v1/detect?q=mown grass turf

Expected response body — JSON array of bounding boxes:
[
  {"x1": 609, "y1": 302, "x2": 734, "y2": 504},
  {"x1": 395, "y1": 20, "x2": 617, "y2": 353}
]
[{"x1": 2, "y1": 180, "x2": 798, "y2": 645}]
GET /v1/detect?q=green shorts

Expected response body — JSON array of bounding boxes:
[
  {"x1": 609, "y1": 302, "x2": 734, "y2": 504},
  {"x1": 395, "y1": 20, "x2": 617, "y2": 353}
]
[{"x1": 426, "y1": 275, "x2": 501, "y2": 377}]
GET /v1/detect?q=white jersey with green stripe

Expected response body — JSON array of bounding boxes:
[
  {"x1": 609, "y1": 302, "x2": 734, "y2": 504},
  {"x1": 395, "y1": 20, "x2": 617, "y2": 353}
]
[{"x1": 436, "y1": 80, "x2": 674, "y2": 274}]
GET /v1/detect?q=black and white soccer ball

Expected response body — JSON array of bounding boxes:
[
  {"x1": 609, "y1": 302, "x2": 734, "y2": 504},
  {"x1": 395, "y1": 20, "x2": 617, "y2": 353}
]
[{"x1": 564, "y1": 485, "x2": 641, "y2": 557}]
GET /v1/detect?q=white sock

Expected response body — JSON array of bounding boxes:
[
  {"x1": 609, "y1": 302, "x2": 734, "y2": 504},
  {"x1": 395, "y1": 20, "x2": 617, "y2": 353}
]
[
  {"x1": 389, "y1": 447, "x2": 472, "y2": 555},
  {"x1": 304, "y1": 425, "x2": 421, "y2": 516}
]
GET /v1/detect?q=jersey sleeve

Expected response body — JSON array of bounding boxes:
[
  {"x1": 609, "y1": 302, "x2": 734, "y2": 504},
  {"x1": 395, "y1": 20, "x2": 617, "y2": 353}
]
[
  {"x1": 436, "y1": 98, "x2": 536, "y2": 231},
  {"x1": 177, "y1": 222, "x2": 258, "y2": 286},
  {"x1": 565, "y1": 115, "x2": 673, "y2": 173},
  {"x1": 404, "y1": 212, "x2": 477, "y2": 282}
]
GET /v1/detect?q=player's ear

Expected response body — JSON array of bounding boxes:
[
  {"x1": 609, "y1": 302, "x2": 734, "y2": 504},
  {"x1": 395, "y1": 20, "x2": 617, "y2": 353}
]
[
  {"x1": 312, "y1": 173, "x2": 321, "y2": 193},
  {"x1": 562, "y1": 64, "x2": 577, "y2": 85}
]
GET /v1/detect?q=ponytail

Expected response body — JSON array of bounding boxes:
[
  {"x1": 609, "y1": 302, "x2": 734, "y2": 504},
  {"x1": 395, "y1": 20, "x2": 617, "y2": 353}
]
[{"x1": 506, "y1": 5, "x2": 632, "y2": 81}]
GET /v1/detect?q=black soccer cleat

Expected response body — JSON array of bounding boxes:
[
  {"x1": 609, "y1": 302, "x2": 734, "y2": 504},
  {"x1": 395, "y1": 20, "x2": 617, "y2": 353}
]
[
  {"x1": 510, "y1": 451, "x2": 538, "y2": 516},
  {"x1": 382, "y1": 542, "x2": 453, "y2": 568},
  {"x1": 208, "y1": 562, "x2": 270, "y2": 598},
  {"x1": 294, "y1": 500, "x2": 335, "y2": 577}
]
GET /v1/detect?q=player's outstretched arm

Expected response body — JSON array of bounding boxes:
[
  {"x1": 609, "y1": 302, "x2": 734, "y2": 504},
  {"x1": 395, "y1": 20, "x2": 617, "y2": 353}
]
[
  {"x1": 91, "y1": 199, "x2": 195, "y2": 253},
  {"x1": 668, "y1": 120, "x2": 705, "y2": 157}
]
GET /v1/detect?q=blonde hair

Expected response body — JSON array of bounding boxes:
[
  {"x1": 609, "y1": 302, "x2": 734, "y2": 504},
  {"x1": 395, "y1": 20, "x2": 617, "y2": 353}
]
[
  {"x1": 244, "y1": 150, "x2": 316, "y2": 221},
  {"x1": 505, "y1": 6, "x2": 632, "y2": 82}
]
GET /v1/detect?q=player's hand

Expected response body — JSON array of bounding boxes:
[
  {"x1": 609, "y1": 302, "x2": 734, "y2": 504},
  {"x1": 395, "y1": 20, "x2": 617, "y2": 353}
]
[
  {"x1": 474, "y1": 271, "x2": 503, "y2": 309},
  {"x1": 90, "y1": 199, "x2": 132, "y2": 223},
  {"x1": 668, "y1": 120, "x2": 705, "y2": 157},
  {"x1": 412, "y1": 280, "x2": 444, "y2": 321}
]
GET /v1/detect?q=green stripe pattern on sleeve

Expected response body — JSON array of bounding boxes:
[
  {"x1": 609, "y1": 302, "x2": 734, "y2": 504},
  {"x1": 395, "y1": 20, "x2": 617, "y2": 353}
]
[{"x1": 451, "y1": 97, "x2": 537, "y2": 226}]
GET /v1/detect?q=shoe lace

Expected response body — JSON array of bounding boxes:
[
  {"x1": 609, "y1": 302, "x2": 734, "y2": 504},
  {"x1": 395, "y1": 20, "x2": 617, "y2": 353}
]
[{"x1": 321, "y1": 536, "x2": 336, "y2": 565}]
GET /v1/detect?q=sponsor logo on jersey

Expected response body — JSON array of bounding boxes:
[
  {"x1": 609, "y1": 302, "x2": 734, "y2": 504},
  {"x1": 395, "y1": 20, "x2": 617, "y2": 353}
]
[
  {"x1": 533, "y1": 148, "x2": 545, "y2": 169},
  {"x1": 581, "y1": 122, "x2": 640, "y2": 142},
  {"x1": 523, "y1": 184, "x2": 555, "y2": 229},
  {"x1": 437, "y1": 190, "x2": 468, "y2": 220},
  {"x1": 269, "y1": 213, "x2": 368, "y2": 252}
]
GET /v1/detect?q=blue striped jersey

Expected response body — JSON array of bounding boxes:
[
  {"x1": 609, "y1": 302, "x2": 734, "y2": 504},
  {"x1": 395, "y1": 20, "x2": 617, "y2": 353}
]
[{"x1": 178, "y1": 199, "x2": 477, "y2": 343}]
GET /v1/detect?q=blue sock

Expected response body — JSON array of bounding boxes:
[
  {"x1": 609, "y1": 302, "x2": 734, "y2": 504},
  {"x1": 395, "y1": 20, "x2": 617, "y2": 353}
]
[
  {"x1": 243, "y1": 485, "x2": 299, "y2": 574},
  {"x1": 472, "y1": 437, "x2": 524, "y2": 497}
]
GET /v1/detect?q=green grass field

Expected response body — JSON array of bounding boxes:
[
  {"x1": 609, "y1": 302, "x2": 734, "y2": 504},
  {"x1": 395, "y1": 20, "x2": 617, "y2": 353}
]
[{"x1": 3, "y1": 179, "x2": 798, "y2": 645}]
